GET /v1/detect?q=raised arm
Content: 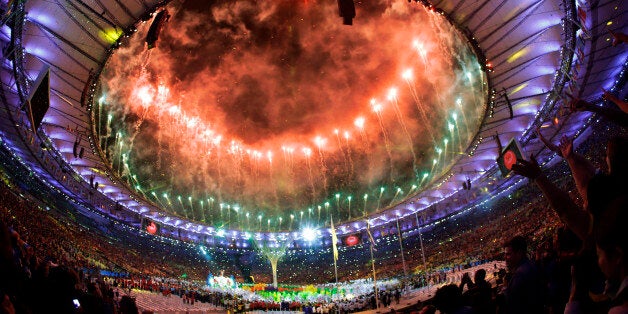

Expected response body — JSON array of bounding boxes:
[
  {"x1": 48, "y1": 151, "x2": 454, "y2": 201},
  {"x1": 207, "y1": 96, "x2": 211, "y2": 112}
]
[
  {"x1": 536, "y1": 127, "x2": 562, "y2": 157},
  {"x1": 570, "y1": 98, "x2": 628, "y2": 127},
  {"x1": 558, "y1": 136, "x2": 595, "y2": 206},
  {"x1": 602, "y1": 89, "x2": 628, "y2": 114},
  {"x1": 512, "y1": 156, "x2": 591, "y2": 241}
]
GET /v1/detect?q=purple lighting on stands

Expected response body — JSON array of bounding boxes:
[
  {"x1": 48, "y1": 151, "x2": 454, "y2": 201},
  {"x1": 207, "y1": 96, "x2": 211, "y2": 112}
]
[
  {"x1": 26, "y1": 11, "x2": 54, "y2": 26},
  {"x1": 535, "y1": 17, "x2": 561, "y2": 29},
  {"x1": 23, "y1": 45, "x2": 52, "y2": 60}
]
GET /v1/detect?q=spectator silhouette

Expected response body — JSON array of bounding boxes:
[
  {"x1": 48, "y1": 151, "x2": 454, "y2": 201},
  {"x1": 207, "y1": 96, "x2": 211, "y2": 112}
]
[
  {"x1": 462, "y1": 269, "x2": 494, "y2": 314},
  {"x1": 593, "y1": 196, "x2": 628, "y2": 313},
  {"x1": 501, "y1": 236, "x2": 544, "y2": 314},
  {"x1": 118, "y1": 295, "x2": 139, "y2": 314},
  {"x1": 432, "y1": 284, "x2": 474, "y2": 314},
  {"x1": 586, "y1": 136, "x2": 628, "y2": 219},
  {"x1": 40, "y1": 266, "x2": 80, "y2": 314}
]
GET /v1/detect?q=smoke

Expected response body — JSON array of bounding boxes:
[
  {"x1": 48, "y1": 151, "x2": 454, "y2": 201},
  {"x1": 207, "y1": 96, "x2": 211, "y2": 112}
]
[{"x1": 98, "y1": 0, "x2": 485, "y2": 226}]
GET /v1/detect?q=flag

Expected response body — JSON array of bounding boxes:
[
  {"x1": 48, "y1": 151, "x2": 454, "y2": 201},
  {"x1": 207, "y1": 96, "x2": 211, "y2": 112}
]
[
  {"x1": 366, "y1": 220, "x2": 377, "y2": 251},
  {"x1": 577, "y1": 6, "x2": 587, "y2": 25},
  {"x1": 330, "y1": 215, "x2": 338, "y2": 261},
  {"x1": 576, "y1": 47, "x2": 585, "y2": 61}
]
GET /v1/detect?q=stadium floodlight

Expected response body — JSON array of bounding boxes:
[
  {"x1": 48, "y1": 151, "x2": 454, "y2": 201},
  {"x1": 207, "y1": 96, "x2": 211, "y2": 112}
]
[{"x1": 302, "y1": 228, "x2": 318, "y2": 242}]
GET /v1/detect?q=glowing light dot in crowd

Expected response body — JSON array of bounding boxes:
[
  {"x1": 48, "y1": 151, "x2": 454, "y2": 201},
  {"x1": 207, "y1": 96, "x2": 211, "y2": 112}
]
[{"x1": 343, "y1": 131, "x2": 350, "y2": 140}]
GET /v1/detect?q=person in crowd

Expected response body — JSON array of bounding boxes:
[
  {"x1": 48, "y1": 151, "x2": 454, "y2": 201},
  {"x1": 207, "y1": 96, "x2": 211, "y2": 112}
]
[
  {"x1": 118, "y1": 295, "x2": 139, "y2": 314},
  {"x1": 432, "y1": 284, "x2": 474, "y2": 314},
  {"x1": 78, "y1": 281, "x2": 106, "y2": 314},
  {"x1": 564, "y1": 196, "x2": 628, "y2": 313},
  {"x1": 459, "y1": 272, "x2": 474, "y2": 291},
  {"x1": 499, "y1": 236, "x2": 544, "y2": 314},
  {"x1": 593, "y1": 197, "x2": 628, "y2": 313},
  {"x1": 544, "y1": 227, "x2": 580, "y2": 314},
  {"x1": 461, "y1": 269, "x2": 493, "y2": 314}
]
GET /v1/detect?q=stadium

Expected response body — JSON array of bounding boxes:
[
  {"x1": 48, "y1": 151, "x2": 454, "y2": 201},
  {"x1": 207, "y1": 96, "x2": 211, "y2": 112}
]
[{"x1": 0, "y1": 0, "x2": 626, "y2": 313}]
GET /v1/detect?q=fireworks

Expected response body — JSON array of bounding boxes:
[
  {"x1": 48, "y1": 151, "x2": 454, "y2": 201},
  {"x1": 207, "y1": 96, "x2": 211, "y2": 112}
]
[{"x1": 96, "y1": 0, "x2": 486, "y2": 228}]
